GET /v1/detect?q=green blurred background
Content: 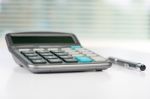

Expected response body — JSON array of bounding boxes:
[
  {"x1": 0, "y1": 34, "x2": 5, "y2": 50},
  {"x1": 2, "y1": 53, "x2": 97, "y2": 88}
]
[{"x1": 0, "y1": 0, "x2": 150, "y2": 40}]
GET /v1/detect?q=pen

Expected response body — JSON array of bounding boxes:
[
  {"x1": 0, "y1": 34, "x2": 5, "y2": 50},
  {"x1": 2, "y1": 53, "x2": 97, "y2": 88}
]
[{"x1": 108, "y1": 57, "x2": 146, "y2": 71}]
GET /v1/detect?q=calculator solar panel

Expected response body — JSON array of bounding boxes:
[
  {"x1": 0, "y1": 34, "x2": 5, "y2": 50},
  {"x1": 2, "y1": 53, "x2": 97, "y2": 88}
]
[{"x1": 5, "y1": 32, "x2": 111, "y2": 73}]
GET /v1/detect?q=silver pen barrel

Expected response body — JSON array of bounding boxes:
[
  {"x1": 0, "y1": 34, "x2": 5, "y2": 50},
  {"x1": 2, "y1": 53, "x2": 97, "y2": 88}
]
[{"x1": 108, "y1": 57, "x2": 146, "y2": 71}]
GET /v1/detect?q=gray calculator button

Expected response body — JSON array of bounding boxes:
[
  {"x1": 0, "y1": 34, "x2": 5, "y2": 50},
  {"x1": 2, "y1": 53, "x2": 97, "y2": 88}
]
[
  {"x1": 36, "y1": 50, "x2": 50, "y2": 53},
  {"x1": 91, "y1": 56, "x2": 106, "y2": 62},
  {"x1": 39, "y1": 52, "x2": 53, "y2": 56},
  {"x1": 61, "y1": 48, "x2": 71, "y2": 50},
  {"x1": 80, "y1": 51, "x2": 93, "y2": 54},
  {"x1": 55, "y1": 52, "x2": 68, "y2": 56},
  {"x1": 19, "y1": 49, "x2": 31, "y2": 51},
  {"x1": 60, "y1": 55, "x2": 73, "y2": 59},
  {"x1": 61, "y1": 47, "x2": 70, "y2": 49},
  {"x1": 51, "y1": 50, "x2": 64, "y2": 53},
  {"x1": 48, "y1": 48, "x2": 59, "y2": 51},
  {"x1": 82, "y1": 51, "x2": 94, "y2": 54},
  {"x1": 31, "y1": 59, "x2": 47, "y2": 64},
  {"x1": 44, "y1": 56, "x2": 58, "y2": 59},
  {"x1": 48, "y1": 49, "x2": 63, "y2": 53},
  {"x1": 24, "y1": 53, "x2": 38, "y2": 57},
  {"x1": 68, "y1": 52, "x2": 80, "y2": 55},
  {"x1": 48, "y1": 59, "x2": 62, "y2": 63},
  {"x1": 33, "y1": 48, "x2": 45, "y2": 51},
  {"x1": 64, "y1": 58, "x2": 78, "y2": 63},
  {"x1": 28, "y1": 56, "x2": 43, "y2": 60},
  {"x1": 61, "y1": 48, "x2": 73, "y2": 52},
  {"x1": 21, "y1": 51, "x2": 35, "y2": 54}
]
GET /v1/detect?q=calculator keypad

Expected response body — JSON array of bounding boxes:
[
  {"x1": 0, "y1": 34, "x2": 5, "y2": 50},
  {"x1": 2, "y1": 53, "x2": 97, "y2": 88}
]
[{"x1": 20, "y1": 46, "x2": 106, "y2": 65}]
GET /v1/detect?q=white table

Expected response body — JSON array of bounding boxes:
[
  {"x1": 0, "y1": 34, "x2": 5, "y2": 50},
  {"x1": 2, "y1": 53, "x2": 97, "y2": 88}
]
[{"x1": 0, "y1": 45, "x2": 150, "y2": 99}]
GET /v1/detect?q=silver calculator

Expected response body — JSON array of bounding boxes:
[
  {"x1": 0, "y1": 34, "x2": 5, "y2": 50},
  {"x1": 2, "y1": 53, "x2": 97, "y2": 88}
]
[{"x1": 5, "y1": 32, "x2": 111, "y2": 73}]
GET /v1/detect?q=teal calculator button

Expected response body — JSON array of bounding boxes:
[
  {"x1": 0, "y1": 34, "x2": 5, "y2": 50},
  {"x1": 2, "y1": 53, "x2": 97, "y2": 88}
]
[
  {"x1": 75, "y1": 56, "x2": 93, "y2": 63},
  {"x1": 70, "y1": 45, "x2": 81, "y2": 50}
]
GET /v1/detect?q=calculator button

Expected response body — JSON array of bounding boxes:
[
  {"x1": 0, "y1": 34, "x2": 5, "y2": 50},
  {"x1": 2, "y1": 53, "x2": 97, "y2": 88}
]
[
  {"x1": 91, "y1": 56, "x2": 106, "y2": 62},
  {"x1": 31, "y1": 59, "x2": 47, "y2": 64},
  {"x1": 33, "y1": 48, "x2": 45, "y2": 51},
  {"x1": 19, "y1": 49, "x2": 31, "y2": 51},
  {"x1": 28, "y1": 56, "x2": 43, "y2": 60},
  {"x1": 51, "y1": 50, "x2": 64, "y2": 53},
  {"x1": 59, "y1": 55, "x2": 73, "y2": 59},
  {"x1": 81, "y1": 51, "x2": 94, "y2": 54},
  {"x1": 21, "y1": 51, "x2": 35, "y2": 54},
  {"x1": 24, "y1": 53, "x2": 38, "y2": 57},
  {"x1": 68, "y1": 52, "x2": 80, "y2": 55},
  {"x1": 63, "y1": 58, "x2": 78, "y2": 63},
  {"x1": 43, "y1": 55, "x2": 58, "y2": 59},
  {"x1": 75, "y1": 56, "x2": 93, "y2": 63},
  {"x1": 49, "y1": 49, "x2": 63, "y2": 53},
  {"x1": 48, "y1": 48, "x2": 59, "y2": 51},
  {"x1": 70, "y1": 45, "x2": 81, "y2": 50},
  {"x1": 48, "y1": 59, "x2": 62, "y2": 63},
  {"x1": 39, "y1": 52, "x2": 53, "y2": 56},
  {"x1": 36, "y1": 50, "x2": 50, "y2": 53},
  {"x1": 61, "y1": 48, "x2": 74, "y2": 52},
  {"x1": 61, "y1": 48, "x2": 71, "y2": 51},
  {"x1": 75, "y1": 48, "x2": 87, "y2": 52},
  {"x1": 55, "y1": 52, "x2": 68, "y2": 56}
]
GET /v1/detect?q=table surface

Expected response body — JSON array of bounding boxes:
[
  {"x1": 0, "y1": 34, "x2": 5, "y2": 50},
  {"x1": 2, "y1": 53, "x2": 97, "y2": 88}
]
[{"x1": 0, "y1": 44, "x2": 150, "y2": 99}]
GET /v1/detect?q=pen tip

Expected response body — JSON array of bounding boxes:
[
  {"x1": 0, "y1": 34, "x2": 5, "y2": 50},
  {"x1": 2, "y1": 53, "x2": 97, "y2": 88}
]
[{"x1": 140, "y1": 65, "x2": 146, "y2": 71}]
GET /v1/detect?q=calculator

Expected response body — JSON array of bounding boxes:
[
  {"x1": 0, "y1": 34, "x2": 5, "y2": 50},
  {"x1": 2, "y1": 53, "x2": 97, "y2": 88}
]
[{"x1": 5, "y1": 32, "x2": 111, "y2": 73}]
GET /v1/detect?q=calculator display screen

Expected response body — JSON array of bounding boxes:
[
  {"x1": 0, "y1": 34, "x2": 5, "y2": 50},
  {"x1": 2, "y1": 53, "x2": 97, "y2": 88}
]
[{"x1": 11, "y1": 36, "x2": 75, "y2": 44}]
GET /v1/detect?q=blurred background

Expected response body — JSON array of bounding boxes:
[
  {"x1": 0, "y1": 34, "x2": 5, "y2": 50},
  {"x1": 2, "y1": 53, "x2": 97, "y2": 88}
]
[{"x1": 0, "y1": 0, "x2": 150, "y2": 52}]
